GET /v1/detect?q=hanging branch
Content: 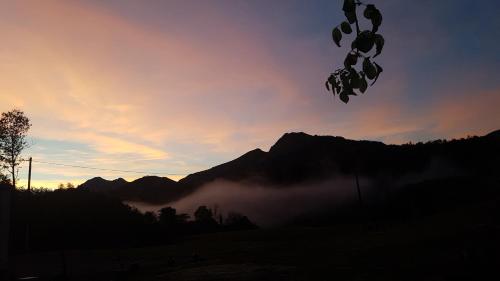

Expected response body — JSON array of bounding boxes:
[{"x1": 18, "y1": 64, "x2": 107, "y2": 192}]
[{"x1": 325, "y1": 0, "x2": 384, "y2": 103}]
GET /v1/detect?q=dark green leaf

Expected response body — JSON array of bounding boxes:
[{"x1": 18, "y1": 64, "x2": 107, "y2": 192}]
[
  {"x1": 363, "y1": 58, "x2": 377, "y2": 80},
  {"x1": 370, "y1": 62, "x2": 383, "y2": 85},
  {"x1": 359, "y1": 73, "x2": 368, "y2": 93},
  {"x1": 335, "y1": 83, "x2": 342, "y2": 94},
  {"x1": 340, "y1": 21, "x2": 352, "y2": 34},
  {"x1": 339, "y1": 91, "x2": 349, "y2": 103},
  {"x1": 373, "y1": 34, "x2": 384, "y2": 58},
  {"x1": 344, "y1": 11, "x2": 357, "y2": 24},
  {"x1": 340, "y1": 71, "x2": 350, "y2": 87},
  {"x1": 332, "y1": 27, "x2": 342, "y2": 47},
  {"x1": 342, "y1": 0, "x2": 356, "y2": 13},
  {"x1": 328, "y1": 75, "x2": 338, "y2": 95},
  {"x1": 343, "y1": 0, "x2": 356, "y2": 24},
  {"x1": 344, "y1": 53, "x2": 358, "y2": 69},
  {"x1": 349, "y1": 68, "x2": 361, "y2": 89},
  {"x1": 353, "y1": 31, "x2": 375, "y2": 53},
  {"x1": 364, "y1": 4, "x2": 376, "y2": 19},
  {"x1": 325, "y1": 81, "x2": 330, "y2": 91},
  {"x1": 370, "y1": 8, "x2": 382, "y2": 33}
]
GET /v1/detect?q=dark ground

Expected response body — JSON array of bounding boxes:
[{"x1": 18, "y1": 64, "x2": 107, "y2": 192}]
[{"x1": 12, "y1": 195, "x2": 500, "y2": 281}]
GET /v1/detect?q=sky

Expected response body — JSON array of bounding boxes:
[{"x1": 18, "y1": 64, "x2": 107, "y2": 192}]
[{"x1": 0, "y1": 0, "x2": 499, "y2": 188}]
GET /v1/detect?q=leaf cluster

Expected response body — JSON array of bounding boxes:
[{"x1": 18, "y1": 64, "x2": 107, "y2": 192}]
[{"x1": 326, "y1": 0, "x2": 384, "y2": 103}]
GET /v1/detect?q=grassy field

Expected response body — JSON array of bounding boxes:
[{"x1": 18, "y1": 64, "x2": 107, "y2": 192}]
[{"x1": 12, "y1": 198, "x2": 500, "y2": 281}]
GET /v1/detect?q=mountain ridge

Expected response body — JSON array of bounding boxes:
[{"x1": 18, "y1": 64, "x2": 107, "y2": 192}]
[{"x1": 78, "y1": 130, "x2": 500, "y2": 204}]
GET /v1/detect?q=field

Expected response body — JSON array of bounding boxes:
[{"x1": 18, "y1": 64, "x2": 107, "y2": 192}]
[{"x1": 13, "y1": 198, "x2": 499, "y2": 281}]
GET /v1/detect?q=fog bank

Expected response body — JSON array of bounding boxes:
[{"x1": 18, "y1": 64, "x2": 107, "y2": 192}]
[{"x1": 128, "y1": 177, "x2": 371, "y2": 226}]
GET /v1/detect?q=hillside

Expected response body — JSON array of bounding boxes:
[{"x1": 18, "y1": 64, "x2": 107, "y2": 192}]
[{"x1": 78, "y1": 130, "x2": 500, "y2": 204}]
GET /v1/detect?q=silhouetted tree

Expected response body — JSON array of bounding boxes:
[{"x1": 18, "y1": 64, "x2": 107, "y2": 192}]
[
  {"x1": 159, "y1": 207, "x2": 177, "y2": 226},
  {"x1": 194, "y1": 205, "x2": 214, "y2": 222},
  {"x1": 326, "y1": 0, "x2": 384, "y2": 103},
  {"x1": 158, "y1": 207, "x2": 189, "y2": 226},
  {"x1": 224, "y1": 212, "x2": 258, "y2": 231},
  {"x1": 143, "y1": 211, "x2": 157, "y2": 224},
  {"x1": 0, "y1": 110, "x2": 31, "y2": 188}
]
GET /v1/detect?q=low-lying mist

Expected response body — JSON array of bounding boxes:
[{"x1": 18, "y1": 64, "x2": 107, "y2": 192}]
[{"x1": 129, "y1": 177, "x2": 371, "y2": 227}]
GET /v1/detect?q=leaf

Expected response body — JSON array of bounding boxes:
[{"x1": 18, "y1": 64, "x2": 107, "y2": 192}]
[
  {"x1": 373, "y1": 34, "x2": 384, "y2": 58},
  {"x1": 340, "y1": 21, "x2": 352, "y2": 34},
  {"x1": 340, "y1": 71, "x2": 350, "y2": 88},
  {"x1": 363, "y1": 4, "x2": 376, "y2": 19},
  {"x1": 370, "y1": 62, "x2": 383, "y2": 85},
  {"x1": 370, "y1": 7, "x2": 382, "y2": 33},
  {"x1": 344, "y1": 11, "x2": 357, "y2": 24},
  {"x1": 343, "y1": 0, "x2": 357, "y2": 24},
  {"x1": 349, "y1": 68, "x2": 361, "y2": 89},
  {"x1": 339, "y1": 91, "x2": 349, "y2": 103},
  {"x1": 344, "y1": 53, "x2": 358, "y2": 69},
  {"x1": 374, "y1": 62, "x2": 383, "y2": 73},
  {"x1": 353, "y1": 31, "x2": 375, "y2": 53},
  {"x1": 328, "y1": 75, "x2": 337, "y2": 95},
  {"x1": 335, "y1": 83, "x2": 342, "y2": 94},
  {"x1": 359, "y1": 73, "x2": 368, "y2": 93},
  {"x1": 325, "y1": 80, "x2": 330, "y2": 92},
  {"x1": 342, "y1": 0, "x2": 356, "y2": 13},
  {"x1": 363, "y1": 58, "x2": 377, "y2": 80},
  {"x1": 332, "y1": 27, "x2": 342, "y2": 47}
]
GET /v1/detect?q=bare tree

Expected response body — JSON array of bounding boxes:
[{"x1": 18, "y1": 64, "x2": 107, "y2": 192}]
[{"x1": 0, "y1": 109, "x2": 31, "y2": 188}]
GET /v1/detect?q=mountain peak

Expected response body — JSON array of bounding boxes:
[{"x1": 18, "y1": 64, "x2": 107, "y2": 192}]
[
  {"x1": 269, "y1": 132, "x2": 348, "y2": 153},
  {"x1": 269, "y1": 132, "x2": 312, "y2": 152},
  {"x1": 131, "y1": 176, "x2": 177, "y2": 185},
  {"x1": 78, "y1": 177, "x2": 127, "y2": 191}
]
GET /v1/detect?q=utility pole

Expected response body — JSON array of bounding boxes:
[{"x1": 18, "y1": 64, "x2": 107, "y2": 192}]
[
  {"x1": 25, "y1": 157, "x2": 32, "y2": 253},
  {"x1": 28, "y1": 157, "x2": 32, "y2": 192},
  {"x1": 355, "y1": 169, "x2": 363, "y2": 208}
]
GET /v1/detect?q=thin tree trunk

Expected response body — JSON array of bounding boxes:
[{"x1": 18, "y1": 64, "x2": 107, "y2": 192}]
[{"x1": 11, "y1": 166, "x2": 15, "y2": 189}]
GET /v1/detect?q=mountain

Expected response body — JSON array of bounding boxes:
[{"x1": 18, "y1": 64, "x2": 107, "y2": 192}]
[
  {"x1": 79, "y1": 130, "x2": 500, "y2": 204},
  {"x1": 111, "y1": 176, "x2": 184, "y2": 203},
  {"x1": 79, "y1": 177, "x2": 127, "y2": 192},
  {"x1": 179, "y1": 130, "x2": 499, "y2": 187},
  {"x1": 486, "y1": 129, "x2": 500, "y2": 139},
  {"x1": 78, "y1": 176, "x2": 184, "y2": 204}
]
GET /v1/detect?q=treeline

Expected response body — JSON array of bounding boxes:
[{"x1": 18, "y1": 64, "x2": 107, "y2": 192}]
[{"x1": 8, "y1": 187, "x2": 256, "y2": 253}]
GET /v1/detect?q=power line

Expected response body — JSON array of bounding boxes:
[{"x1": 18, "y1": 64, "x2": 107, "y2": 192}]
[{"x1": 22, "y1": 159, "x2": 186, "y2": 176}]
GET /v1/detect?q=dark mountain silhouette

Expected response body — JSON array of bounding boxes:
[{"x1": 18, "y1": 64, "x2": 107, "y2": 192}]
[
  {"x1": 78, "y1": 177, "x2": 127, "y2": 192},
  {"x1": 179, "y1": 148, "x2": 267, "y2": 190},
  {"x1": 113, "y1": 176, "x2": 183, "y2": 203},
  {"x1": 78, "y1": 176, "x2": 185, "y2": 204},
  {"x1": 78, "y1": 130, "x2": 500, "y2": 204},
  {"x1": 486, "y1": 129, "x2": 500, "y2": 139}
]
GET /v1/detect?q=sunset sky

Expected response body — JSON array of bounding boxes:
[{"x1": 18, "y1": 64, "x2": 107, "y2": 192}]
[{"x1": 1, "y1": 0, "x2": 499, "y2": 188}]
